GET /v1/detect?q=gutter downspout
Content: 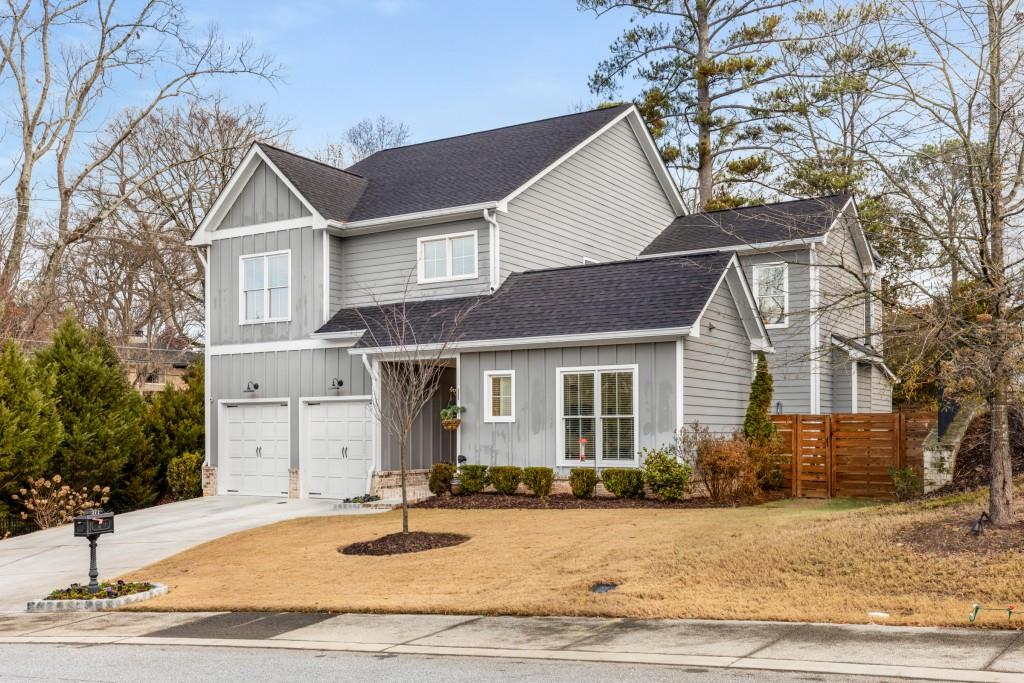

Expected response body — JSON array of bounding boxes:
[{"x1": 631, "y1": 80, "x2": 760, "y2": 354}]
[
  {"x1": 361, "y1": 353, "x2": 381, "y2": 492},
  {"x1": 483, "y1": 209, "x2": 500, "y2": 292},
  {"x1": 197, "y1": 247, "x2": 212, "y2": 475}
]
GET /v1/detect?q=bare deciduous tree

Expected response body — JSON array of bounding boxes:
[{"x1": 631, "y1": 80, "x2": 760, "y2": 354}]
[{"x1": 345, "y1": 115, "x2": 410, "y2": 163}]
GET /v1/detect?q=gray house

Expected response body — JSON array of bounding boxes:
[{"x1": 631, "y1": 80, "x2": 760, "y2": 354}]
[{"x1": 189, "y1": 104, "x2": 888, "y2": 500}]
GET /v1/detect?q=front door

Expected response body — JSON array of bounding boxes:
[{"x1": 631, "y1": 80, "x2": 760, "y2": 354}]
[{"x1": 304, "y1": 400, "x2": 374, "y2": 499}]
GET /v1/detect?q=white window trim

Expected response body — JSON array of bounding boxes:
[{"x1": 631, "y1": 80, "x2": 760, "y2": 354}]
[
  {"x1": 483, "y1": 370, "x2": 515, "y2": 423},
  {"x1": 751, "y1": 262, "x2": 789, "y2": 329},
  {"x1": 555, "y1": 364, "x2": 639, "y2": 468},
  {"x1": 417, "y1": 230, "x2": 479, "y2": 284},
  {"x1": 239, "y1": 249, "x2": 292, "y2": 325}
]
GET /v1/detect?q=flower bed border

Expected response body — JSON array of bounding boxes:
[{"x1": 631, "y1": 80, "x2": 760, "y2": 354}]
[{"x1": 26, "y1": 582, "x2": 168, "y2": 613}]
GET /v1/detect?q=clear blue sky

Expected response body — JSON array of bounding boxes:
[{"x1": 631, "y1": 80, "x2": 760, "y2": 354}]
[{"x1": 194, "y1": 0, "x2": 635, "y2": 153}]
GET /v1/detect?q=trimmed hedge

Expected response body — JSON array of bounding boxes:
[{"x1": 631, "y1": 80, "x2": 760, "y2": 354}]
[
  {"x1": 167, "y1": 452, "x2": 203, "y2": 500},
  {"x1": 428, "y1": 462, "x2": 456, "y2": 496},
  {"x1": 569, "y1": 468, "x2": 598, "y2": 499},
  {"x1": 642, "y1": 448, "x2": 692, "y2": 502},
  {"x1": 522, "y1": 467, "x2": 554, "y2": 497},
  {"x1": 601, "y1": 468, "x2": 645, "y2": 498},
  {"x1": 458, "y1": 464, "x2": 489, "y2": 495},
  {"x1": 489, "y1": 466, "x2": 523, "y2": 495}
]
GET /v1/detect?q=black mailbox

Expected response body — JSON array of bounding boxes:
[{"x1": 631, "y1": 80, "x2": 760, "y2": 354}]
[{"x1": 73, "y1": 510, "x2": 114, "y2": 537}]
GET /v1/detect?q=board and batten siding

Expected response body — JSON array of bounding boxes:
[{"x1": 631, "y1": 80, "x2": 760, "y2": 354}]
[
  {"x1": 209, "y1": 226, "x2": 324, "y2": 345},
  {"x1": 498, "y1": 118, "x2": 676, "y2": 277},
  {"x1": 215, "y1": 160, "x2": 310, "y2": 230},
  {"x1": 739, "y1": 249, "x2": 812, "y2": 414},
  {"x1": 458, "y1": 343, "x2": 677, "y2": 471},
  {"x1": 208, "y1": 348, "x2": 371, "y2": 469},
  {"x1": 682, "y1": 279, "x2": 755, "y2": 433},
  {"x1": 338, "y1": 219, "x2": 490, "y2": 308},
  {"x1": 379, "y1": 367, "x2": 457, "y2": 471}
]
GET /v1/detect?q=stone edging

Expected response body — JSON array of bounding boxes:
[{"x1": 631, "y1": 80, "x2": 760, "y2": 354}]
[{"x1": 26, "y1": 583, "x2": 168, "y2": 613}]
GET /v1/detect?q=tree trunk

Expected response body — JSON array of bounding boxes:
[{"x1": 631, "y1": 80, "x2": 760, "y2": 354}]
[
  {"x1": 695, "y1": 1, "x2": 712, "y2": 210},
  {"x1": 399, "y1": 433, "x2": 409, "y2": 535},
  {"x1": 989, "y1": 380, "x2": 1014, "y2": 526}
]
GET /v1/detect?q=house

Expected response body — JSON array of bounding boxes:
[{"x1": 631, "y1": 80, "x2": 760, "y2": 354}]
[
  {"x1": 642, "y1": 195, "x2": 896, "y2": 414},
  {"x1": 188, "y1": 104, "x2": 887, "y2": 500}
]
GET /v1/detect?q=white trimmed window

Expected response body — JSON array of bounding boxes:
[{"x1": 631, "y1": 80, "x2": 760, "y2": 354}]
[
  {"x1": 417, "y1": 231, "x2": 478, "y2": 283},
  {"x1": 484, "y1": 370, "x2": 515, "y2": 423},
  {"x1": 752, "y1": 263, "x2": 788, "y2": 328},
  {"x1": 240, "y1": 250, "x2": 290, "y2": 323},
  {"x1": 557, "y1": 366, "x2": 637, "y2": 465}
]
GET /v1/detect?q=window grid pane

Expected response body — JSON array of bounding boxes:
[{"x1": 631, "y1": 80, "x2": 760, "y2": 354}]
[
  {"x1": 244, "y1": 290, "x2": 264, "y2": 321},
  {"x1": 756, "y1": 265, "x2": 786, "y2": 324},
  {"x1": 243, "y1": 257, "x2": 264, "y2": 291},
  {"x1": 490, "y1": 375, "x2": 512, "y2": 418},
  {"x1": 564, "y1": 417, "x2": 596, "y2": 461},
  {"x1": 451, "y1": 236, "x2": 475, "y2": 276},
  {"x1": 422, "y1": 240, "x2": 447, "y2": 279},
  {"x1": 269, "y1": 287, "x2": 288, "y2": 319},
  {"x1": 267, "y1": 254, "x2": 288, "y2": 288}
]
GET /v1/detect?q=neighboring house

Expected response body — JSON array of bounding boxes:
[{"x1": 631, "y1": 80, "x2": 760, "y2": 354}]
[
  {"x1": 642, "y1": 195, "x2": 895, "y2": 415},
  {"x1": 188, "y1": 104, "x2": 884, "y2": 501},
  {"x1": 120, "y1": 343, "x2": 198, "y2": 393}
]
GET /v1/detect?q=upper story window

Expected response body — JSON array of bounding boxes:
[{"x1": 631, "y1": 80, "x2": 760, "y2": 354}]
[
  {"x1": 240, "y1": 250, "x2": 290, "y2": 324},
  {"x1": 752, "y1": 262, "x2": 788, "y2": 328},
  {"x1": 484, "y1": 370, "x2": 515, "y2": 423},
  {"x1": 417, "y1": 231, "x2": 478, "y2": 284}
]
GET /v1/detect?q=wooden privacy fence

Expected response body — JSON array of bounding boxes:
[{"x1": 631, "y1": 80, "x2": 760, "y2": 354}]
[{"x1": 770, "y1": 412, "x2": 932, "y2": 500}]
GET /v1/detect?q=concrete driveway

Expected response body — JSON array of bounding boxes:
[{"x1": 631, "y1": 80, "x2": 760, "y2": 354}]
[{"x1": 0, "y1": 496, "x2": 363, "y2": 612}]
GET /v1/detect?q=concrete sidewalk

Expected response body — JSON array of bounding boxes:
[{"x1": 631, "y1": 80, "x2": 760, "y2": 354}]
[{"x1": 0, "y1": 611, "x2": 1021, "y2": 681}]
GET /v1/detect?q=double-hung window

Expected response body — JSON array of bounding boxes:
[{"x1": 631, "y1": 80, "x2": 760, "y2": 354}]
[
  {"x1": 484, "y1": 370, "x2": 515, "y2": 423},
  {"x1": 558, "y1": 366, "x2": 637, "y2": 465},
  {"x1": 417, "y1": 231, "x2": 477, "y2": 283},
  {"x1": 752, "y1": 263, "x2": 788, "y2": 328},
  {"x1": 240, "y1": 250, "x2": 290, "y2": 323}
]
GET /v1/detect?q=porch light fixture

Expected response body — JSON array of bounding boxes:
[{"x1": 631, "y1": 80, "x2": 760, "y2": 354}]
[
  {"x1": 329, "y1": 378, "x2": 344, "y2": 390},
  {"x1": 243, "y1": 381, "x2": 260, "y2": 393}
]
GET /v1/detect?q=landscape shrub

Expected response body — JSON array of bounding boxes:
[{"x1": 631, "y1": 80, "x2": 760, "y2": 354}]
[
  {"x1": 888, "y1": 465, "x2": 924, "y2": 501},
  {"x1": 601, "y1": 468, "x2": 645, "y2": 498},
  {"x1": 742, "y1": 354, "x2": 787, "y2": 493},
  {"x1": 522, "y1": 467, "x2": 554, "y2": 497},
  {"x1": 697, "y1": 435, "x2": 756, "y2": 503},
  {"x1": 640, "y1": 449, "x2": 691, "y2": 502},
  {"x1": 144, "y1": 361, "x2": 204, "y2": 499},
  {"x1": 167, "y1": 452, "x2": 204, "y2": 500},
  {"x1": 489, "y1": 466, "x2": 523, "y2": 495},
  {"x1": 748, "y1": 439, "x2": 788, "y2": 491},
  {"x1": 458, "y1": 464, "x2": 489, "y2": 495},
  {"x1": 428, "y1": 462, "x2": 456, "y2": 496},
  {"x1": 569, "y1": 468, "x2": 598, "y2": 498},
  {"x1": 11, "y1": 475, "x2": 110, "y2": 530}
]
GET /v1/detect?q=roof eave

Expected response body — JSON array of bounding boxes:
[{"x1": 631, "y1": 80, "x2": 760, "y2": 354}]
[{"x1": 324, "y1": 201, "x2": 499, "y2": 235}]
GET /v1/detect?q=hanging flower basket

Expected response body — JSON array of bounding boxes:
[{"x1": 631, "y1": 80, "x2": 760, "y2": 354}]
[
  {"x1": 440, "y1": 403, "x2": 466, "y2": 431},
  {"x1": 442, "y1": 417, "x2": 462, "y2": 431}
]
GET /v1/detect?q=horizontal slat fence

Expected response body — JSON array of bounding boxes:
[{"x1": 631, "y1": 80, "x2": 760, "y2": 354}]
[{"x1": 770, "y1": 411, "x2": 935, "y2": 500}]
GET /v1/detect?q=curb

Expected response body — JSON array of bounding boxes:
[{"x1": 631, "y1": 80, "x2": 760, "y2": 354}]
[{"x1": 26, "y1": 583, "x2": 169, "y2": 613}]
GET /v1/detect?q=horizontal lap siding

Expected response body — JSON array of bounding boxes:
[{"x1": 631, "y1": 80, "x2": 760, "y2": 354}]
[
  {"x1": 339, "y1": 219, "x2": 490, "y2": 308},
  {"x1": 208, "y1": 348, "x2": 371, "y2": 468},
  {"x1": 683, "y1": 280, "x2": 753, "y2": 434},
  {"x1": 458, "y1": 342, "x2": 677, "y2": 471},
  {"x1": 871, "y1": 366, "x2": 893, "y2": 412},
  {"x1": 210, "y1": 227, "x2": 323, "y2": 345},
  {"x1": 857, "y1": 363, "x2": 872, "y2": 412},
  {"x1": 741, "y1": 250, "x2": 811, "y2": 413},
  {"x1": 499, "y1": 119, "x2": 675, "y2": 277},
  {"x1": 831, "y1": 350, "x2": 853, "y2": 413}
]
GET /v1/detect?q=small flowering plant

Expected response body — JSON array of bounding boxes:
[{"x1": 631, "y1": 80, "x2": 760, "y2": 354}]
[
  {"x1": 45, "y1": 579, "x2": 154, "y2": 601},
  {"x1": 11, "y1": 475, "x2": 110, "y2": 530}
]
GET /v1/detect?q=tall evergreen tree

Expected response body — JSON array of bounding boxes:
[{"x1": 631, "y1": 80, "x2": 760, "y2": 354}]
[
  {"x1": 744, "y1": 352, "x2": 776, "y2": 443},
  {"x1": 144, "y1": 361, "x2": 204, "y2": 497},
  {"x1": 34, "y1": 317, "x2": 150, "y2": 501},
  {"x1": 0, "y1": 341, "x2": 63, "y2": 511}
]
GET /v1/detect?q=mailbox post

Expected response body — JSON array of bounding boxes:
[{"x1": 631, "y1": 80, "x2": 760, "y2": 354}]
[{"x1": 73, "y1": 510, "x2": 115, "y2": 594}]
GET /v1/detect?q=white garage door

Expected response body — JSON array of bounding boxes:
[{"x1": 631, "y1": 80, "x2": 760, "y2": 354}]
[
  {"x1": 222, "y1": 402, "x2": 290, "y2": 496},
  {"x1": 304, "y1": 400, "x2": 374, "y2": 500}
]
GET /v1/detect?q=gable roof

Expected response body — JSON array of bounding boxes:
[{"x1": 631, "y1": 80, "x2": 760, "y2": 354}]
[
  {"x1": 256, "y1": 144, "x2": 367, "y2": 223},
  {"x1": 641, "y1": 194, "x2": 852, "y2": 256},
  {"x1": 316, "y1": 252, "x2": 763, "y2": 350}
]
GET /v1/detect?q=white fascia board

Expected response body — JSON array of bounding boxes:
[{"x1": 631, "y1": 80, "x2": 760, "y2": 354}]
[
  {"x1": 830, "y1": 334, "x2": 896, "y2": 380},
  {"x1": 828, "y1": 195, "x2": 876, "y2": 274},
  {"x1": 644, "y1": 237, "x2": 825, "y2": 260},
  {"x1": 688, "y1": 254, "x2": 770, "y2": 349},
  {"x1": 323, "y1": 202, "x2": 498, "y2": 236},
  {"x1": 348, "y1": 326, "x2": 693, "y2": 356},
  {"x1": 188, "y1": 144, "x2": 326, "y2": 246},
  {"x1": 208, "y1": 337, "x2": 359, "y2": 357},
  {"x1": 205, "y1": 216, "x2": 318, "y2": 242},
  {"x1": 309, "y1": 329, "x2": 366, "y2": 341}
]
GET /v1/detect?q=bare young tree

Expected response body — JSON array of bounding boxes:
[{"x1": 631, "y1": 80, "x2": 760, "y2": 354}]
[
  {"x1": 0, "y1": 0, "x2": 278, "y2": 332},
  {"x1": 357, "y1": 292, "x2": 476, "y2": 536},
  {"x1": 345, "y1": 115, "x2": 410, "y2": 163}
]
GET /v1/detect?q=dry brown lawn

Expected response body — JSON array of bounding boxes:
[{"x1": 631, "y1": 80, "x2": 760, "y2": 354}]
[{"x1": 123, "y1": 493, "x2": 1024, "y2": 628}]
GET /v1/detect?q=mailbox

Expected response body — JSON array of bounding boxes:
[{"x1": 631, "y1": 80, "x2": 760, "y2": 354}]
[{"x1": 73, "y1": 510, "x2": 114, "y2": 538}]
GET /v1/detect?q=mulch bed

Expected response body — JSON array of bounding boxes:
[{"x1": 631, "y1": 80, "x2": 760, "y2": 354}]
[
  {"x1": 340, "y1": 531, "x2": 469, "y2": 556},
  {"x1": 414, "y1": 493, "x2": 730, "y2": 509},
  {"x1": 939, "y1": 409, "x2": 1024, "y2": 493},
  {"x1": 897, "y1": 514, "x2": 1024, "y2": 556}
]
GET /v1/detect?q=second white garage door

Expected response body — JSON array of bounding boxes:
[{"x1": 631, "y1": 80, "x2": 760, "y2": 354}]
[{"x1": 303, "y1": 400, "x2": 374, "y2": 500}]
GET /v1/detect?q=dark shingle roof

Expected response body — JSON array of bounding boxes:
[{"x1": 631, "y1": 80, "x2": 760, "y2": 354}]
[
  {"x1": 831, "y1": 333, "x2": 882, "y2": 360},
  {"x1": 317, "y1": 252, "x2": 734, "y2": 347},
  {"x1": 257, "y1": 143, "x2": 367, "y2": 222},
  {"x1": 642, "y1": 194, "x2": 851, "y2": 255}
]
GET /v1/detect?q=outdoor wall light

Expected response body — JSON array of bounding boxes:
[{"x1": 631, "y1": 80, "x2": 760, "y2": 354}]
[
  {"x1": 329, "y1": 378, "x2": 344, "y2": 390},
  {"x1": 243, "y1": 381, "x2": 260, "y2": 393}
]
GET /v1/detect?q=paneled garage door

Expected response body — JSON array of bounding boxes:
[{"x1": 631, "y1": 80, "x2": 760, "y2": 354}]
[
  {"x1": 222, "y1": 402, "x2": 290, "y2": 496},
  {"x1": 303, "y1": 400, "x2": 374, "y2": 500}
]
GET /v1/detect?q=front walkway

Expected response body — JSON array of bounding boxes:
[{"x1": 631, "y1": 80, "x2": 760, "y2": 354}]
[
  {"x1": 0, "y1": 612, "x2": 1021, "y2": 681},
  {"x1": 0, "y1": 496, "x2": 374, "y2": 612}
]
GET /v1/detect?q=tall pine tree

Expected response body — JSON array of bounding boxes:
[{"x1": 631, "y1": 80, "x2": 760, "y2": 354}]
[{"x1": 0, "y1": 341, "x2": 62, "y2": 511}]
